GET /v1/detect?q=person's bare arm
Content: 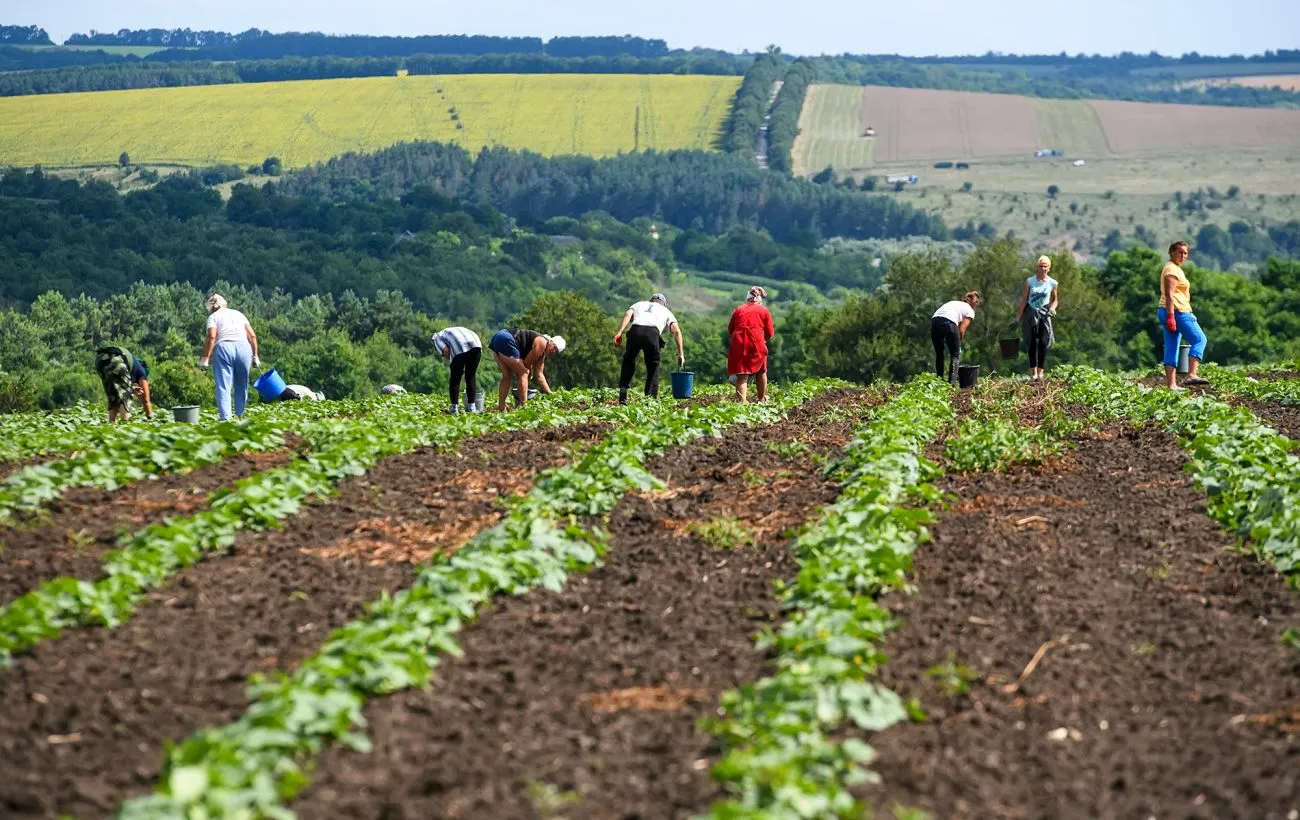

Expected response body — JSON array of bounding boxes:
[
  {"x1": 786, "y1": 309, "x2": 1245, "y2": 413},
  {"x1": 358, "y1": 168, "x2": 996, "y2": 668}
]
[
  {"x1": 614, "y1": 309, "x2": 634, "y2": 345},
  {"x1": 200, "y1": 327, "x2": 217, "y2": 365},
  {"x1": 137, "y1": 379, "x2": 153, "y2": 419},
  {"x1": 1015, "y1": 282, "x2": 1030, "y2": 321},
  {"x1": 532, "y1": 358, "x2": 551, "y2": 394},
  {"x1": 671, "y1": 323, "x2": 684, "y2": 366},
  {"x1": 245, "y1": 322, "x2": 259, "y2": 363},
  {"x1": 1163, "y1": 273, "x2": 1178, "y2": 308},
  {"x1": 1049, "y1": 285, "x2": 1059, "y2": 314},
  {"x1": 958, "y1": 316, "x2": 972, "y2": 340}
]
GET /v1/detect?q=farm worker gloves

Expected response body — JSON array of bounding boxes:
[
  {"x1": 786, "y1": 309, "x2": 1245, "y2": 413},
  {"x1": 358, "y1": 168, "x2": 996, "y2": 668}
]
[
  {"x1": 1166, "y1": 314, "x2": 1178, "y2": 333},
  {"x1": 198, "y1": 357, "x2": 210, "y2": 369}
]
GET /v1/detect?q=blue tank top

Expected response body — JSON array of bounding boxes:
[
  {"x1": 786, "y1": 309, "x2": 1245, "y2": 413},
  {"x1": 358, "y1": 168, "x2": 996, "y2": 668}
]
[{"x1": 1027, "y1": 276, "x2": 1057, "y2": 310}]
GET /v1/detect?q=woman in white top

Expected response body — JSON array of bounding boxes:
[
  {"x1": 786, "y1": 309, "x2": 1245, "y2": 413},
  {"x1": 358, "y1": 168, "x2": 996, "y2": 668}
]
[
  {"x1": 930, "y1": 291, "x2": 980, "y2": 385},
  {"x1": 613, "y1": 293, "x2": 684, "y2": 404},
  {"x1": 198, "y1": 294, "x2": 260, "y2": 420}
]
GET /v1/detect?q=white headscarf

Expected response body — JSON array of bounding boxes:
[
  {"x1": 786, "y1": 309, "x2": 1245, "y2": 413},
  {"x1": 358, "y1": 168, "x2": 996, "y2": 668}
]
[
  {"x1": 746, "y1": 286, "x2": 768, "y2": 304},
  {"x1": 206, "y1": 293, "x2": 228, "y2": 312}
]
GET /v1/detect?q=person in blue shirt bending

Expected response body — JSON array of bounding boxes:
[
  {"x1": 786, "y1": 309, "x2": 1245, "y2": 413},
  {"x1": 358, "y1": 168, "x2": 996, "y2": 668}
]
[{"x1": 1015, "y1": 255, "x2": 1061, "y2": 382}]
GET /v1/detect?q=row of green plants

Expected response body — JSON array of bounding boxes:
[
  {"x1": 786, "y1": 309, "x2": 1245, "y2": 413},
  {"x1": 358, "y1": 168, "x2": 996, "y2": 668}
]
[
  {"x1": 0, "y1": 396, "x2": 396, "y2": 525},
  {"x1": 702, "y1": 375, "x2": 953, "y2": 819},
  {"x1": 1060, "y1": 366, "x2": 1300, "y2": 584},
  {"x1": 0, "y1": 391, "x2": 623, "y2": 665},
  {"x1": 1200, "y1": 363, "x2": 1300, "y2": 407},
  {"x1": 944, "y1": 381, "x2": 1078, "y2": 473},
  {"x1": 117, "y1": 380, "x2": 843, "y2": 818}
]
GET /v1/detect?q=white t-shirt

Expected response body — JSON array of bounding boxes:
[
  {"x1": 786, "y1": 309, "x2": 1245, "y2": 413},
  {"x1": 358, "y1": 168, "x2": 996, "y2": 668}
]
[
  {"x1": 932, "y1": 301, "x2": 975, "y2": 325},
  {"x1": 206, "y1": 307, "x2": 251, "y2": 343},
  {"x1": 628, "y1": 301, "x2": 678, "y2": 333}
]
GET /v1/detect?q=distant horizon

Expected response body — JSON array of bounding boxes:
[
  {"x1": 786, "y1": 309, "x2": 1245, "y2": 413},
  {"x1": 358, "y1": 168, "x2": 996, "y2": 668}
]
[{"x1": 17, "y1": 0, "x2": 1299, "y2": 60}]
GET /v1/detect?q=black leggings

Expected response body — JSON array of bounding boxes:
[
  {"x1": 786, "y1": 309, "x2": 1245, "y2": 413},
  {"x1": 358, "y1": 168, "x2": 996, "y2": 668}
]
[
  {"x1": 619, "y1": 325, "x2": 662, "y2": 397},
  {"x1": 450, "y1": 348, "x2": 481, "y2": 408},
  {"x1": 930, "y1": 317, "x2": 960, "y2": 383},
  {"x1": 1027, "y1": 326, "x2": 1049, "y2": 369}
]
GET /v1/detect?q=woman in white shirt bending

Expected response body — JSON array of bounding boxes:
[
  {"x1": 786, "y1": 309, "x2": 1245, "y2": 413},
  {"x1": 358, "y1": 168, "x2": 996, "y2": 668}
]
[
  {"x1": 198, "y1": 294, "x2": 260, "y2": 420},
  {"x1": 930, "y1": 291, "x2": 980, "y2": 385},
  {"x1": 613, "y1": 293, "x2": 684, "y2": 404}
]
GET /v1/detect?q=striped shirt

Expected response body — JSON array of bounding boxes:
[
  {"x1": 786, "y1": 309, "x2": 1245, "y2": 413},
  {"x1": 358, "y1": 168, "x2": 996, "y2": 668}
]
[{"x1": 432, "y1": 327, "x2": 482, "y2": 358}]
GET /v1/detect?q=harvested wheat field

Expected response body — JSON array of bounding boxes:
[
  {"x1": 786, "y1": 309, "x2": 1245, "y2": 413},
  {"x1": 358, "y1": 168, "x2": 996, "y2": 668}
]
[{"x1": 794, "y1": 83, "x2": 1300, "y2": 175}]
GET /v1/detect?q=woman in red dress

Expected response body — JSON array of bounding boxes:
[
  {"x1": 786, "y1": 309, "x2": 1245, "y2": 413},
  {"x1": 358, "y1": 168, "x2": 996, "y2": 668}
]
[{"x1": 727, "y1": 286, "x2": 775, "y2": 402}]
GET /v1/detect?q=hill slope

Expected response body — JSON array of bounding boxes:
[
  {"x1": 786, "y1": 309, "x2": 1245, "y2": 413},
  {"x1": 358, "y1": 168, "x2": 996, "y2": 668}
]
[{"x1": 0, "y1": 73, "x2": 739, "y2": 168}]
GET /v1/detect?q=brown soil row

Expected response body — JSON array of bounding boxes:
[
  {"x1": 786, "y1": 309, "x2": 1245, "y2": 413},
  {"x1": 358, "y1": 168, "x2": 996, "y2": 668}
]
[
  {"x1": 0, "y1": 450, "x2": 294, "y2": 606},
  {"x1": 288, "y1": 388, "x2": 875, "y2": 819},
  {"x1": 862, "y1": 424, "x2": 1300, "y2": 819},
  {"x1": 0, "y1": 423, "x2": 607, "y2": 819}
]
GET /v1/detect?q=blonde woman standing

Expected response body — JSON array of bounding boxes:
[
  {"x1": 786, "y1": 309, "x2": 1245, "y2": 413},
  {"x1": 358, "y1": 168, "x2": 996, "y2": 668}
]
[{"x1": 1015, "y1": 255, "x2": 1060, "y2": 382}]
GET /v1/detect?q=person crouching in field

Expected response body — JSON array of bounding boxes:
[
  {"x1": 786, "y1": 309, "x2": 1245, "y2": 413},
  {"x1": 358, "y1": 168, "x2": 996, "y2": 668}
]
[
  {"x1": 487, "y1": 327, "x2": 565, "y2": 412},
  {"x1": 728, "y1": 286, "x2": 775, "y2": 403},
  {"x1": 94, "y1": 345, "x2": 152, "y2": 422},
  {"x1": 1158, "y1": 240, "x2": 1209, "y2": 389},
  {"x1": 432, "y1": 326, "x2": 483, "y2": 414},
  {"x1": 613, "y1": 293, "x2": 684, "y2": 404},
  {"x1": 1016, "y1": 255, "x2": 1060, "y2": 382},
  {"x1": 930, "y1": 292, "x2": 980, "y2": 386}
]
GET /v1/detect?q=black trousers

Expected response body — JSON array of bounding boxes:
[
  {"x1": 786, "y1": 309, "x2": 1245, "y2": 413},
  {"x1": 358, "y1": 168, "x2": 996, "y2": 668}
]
[
  {"x1": 1027, "y1": 326, "x2": 1049, "y2": 369},
  {"x1": 450, "y1": 347, "x2": 481, "y2": 408},
  {"x1": 619, "y1": 325, "x2": 662, "y2": 397},
  {"x1": 930, "y1": 317, "x2": 960, "y2": 384}
]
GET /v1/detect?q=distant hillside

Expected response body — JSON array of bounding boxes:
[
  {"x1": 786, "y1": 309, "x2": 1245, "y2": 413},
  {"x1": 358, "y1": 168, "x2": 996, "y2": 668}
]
[{"x1": 0, "y1": 73, "x2": 739, "y2": 168}]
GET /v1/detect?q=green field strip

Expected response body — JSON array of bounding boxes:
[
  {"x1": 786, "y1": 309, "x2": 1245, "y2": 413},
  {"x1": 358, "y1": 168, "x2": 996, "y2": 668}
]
[
  {"x1": 701, "y1": 375, "x2": 953, "y2": 817},
  {"x1": 1062, "y1": 366, "x2": 1300, "y2": 582},
  {"x1": 0, "y1": 393, "x2": 624, "y2": 665},
  {"x1": 1030, "y1": 98, "x2": 1113, "y2": 156},
  {"x1": 117, "y1": 380, "x2": 844, "y2": 818},
  {"x1": 0, "y1": 397, "x2": 387, "y2": 525},
  {"x1": 793, "y1": 84, "x2": 875, "y2": 176}
]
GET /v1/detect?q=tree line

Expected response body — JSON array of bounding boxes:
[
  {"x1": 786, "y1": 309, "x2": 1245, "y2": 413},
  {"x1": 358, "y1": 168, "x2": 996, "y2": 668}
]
[
  {"x1": 279, "y1": 142, "x2": 948, "y2": 244},
  {"x1": 0, "y1": 24, "x2": 50, "y2": 43},
  {"x1": 0, "y1": 51, "x2": 747, "y2": 97},
  {"x1": 765, "y1": 59, "x2": 816, "y2": 174}
]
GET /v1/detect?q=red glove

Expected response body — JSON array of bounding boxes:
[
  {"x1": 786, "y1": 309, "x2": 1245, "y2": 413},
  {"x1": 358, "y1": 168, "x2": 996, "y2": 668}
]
[
  {"x1": 613, "y1": 333, "x2": 623, "y2": 347},
  {"x1": 1165, "y1": 314, "x2": 1177, "y2": 333}
]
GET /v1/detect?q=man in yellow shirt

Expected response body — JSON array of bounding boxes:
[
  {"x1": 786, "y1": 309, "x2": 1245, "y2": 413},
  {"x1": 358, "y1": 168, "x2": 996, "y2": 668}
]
[{"x1": 1157, "y1": 240, "x2": 1209, "y2": 389}]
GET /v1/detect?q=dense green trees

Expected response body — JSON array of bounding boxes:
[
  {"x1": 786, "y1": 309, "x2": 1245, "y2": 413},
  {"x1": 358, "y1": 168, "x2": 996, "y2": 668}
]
[
  {"x1": 766, "y1": 59, "x2": 816, "y2": 174},
  {"x1": 0, "y1": 25, "x2": 50, "y2": 44},
  {"x1": 721, "y1": 52, "x2": 785, "y2": 154}
]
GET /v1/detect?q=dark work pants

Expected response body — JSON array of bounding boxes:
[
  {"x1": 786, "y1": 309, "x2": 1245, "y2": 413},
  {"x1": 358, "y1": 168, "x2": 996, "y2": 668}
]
[
  {"x1": 1027, "y1": 326, "x2": 1049, "y2": 369},
  {"x1": 450, "y1": 347, "x2": 481, "y2": 408},
  {"x1": 619, "y1": 325, "x2": 662, "y2": 397},
  {"x1": 930, "y1": 317, "x2": 960, "y2": 384}
]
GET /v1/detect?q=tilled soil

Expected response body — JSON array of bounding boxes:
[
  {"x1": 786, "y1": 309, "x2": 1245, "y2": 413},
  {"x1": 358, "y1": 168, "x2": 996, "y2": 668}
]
[
  {"x1": 290, "y1": 389, "x2": 875, "y2": 820},
  {"x1": 863, "y1": 425, "x2": 1300, "y2": 819},
  {"x1": 0, "y1": 423, "x2": 606, "y2": 820},
  {"x1": 1235, "y1": 398, "x2": 1300, "y2": 442},
  {"x1": 0, "y1": 451, "x2": 293, "y2": 605}
]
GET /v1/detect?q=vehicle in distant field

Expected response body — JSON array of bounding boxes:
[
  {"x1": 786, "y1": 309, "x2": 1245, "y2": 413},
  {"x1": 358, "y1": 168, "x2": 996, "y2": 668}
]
[
  {"x1": 955, "y1": 161, "x2": 970, "y2": 169},
  {"x1": 1035, "y1": 148, "x2": 1066, "y2": 158},
  {"x1": 1072, "y1": 159, "x2": 1086, "y2": 166},
  {"x1": 885, "y1": 173, "x2": 919, "y2": 185},
  {"x1": 863, "y1": 126, "x2": 876, "y2": 137}
]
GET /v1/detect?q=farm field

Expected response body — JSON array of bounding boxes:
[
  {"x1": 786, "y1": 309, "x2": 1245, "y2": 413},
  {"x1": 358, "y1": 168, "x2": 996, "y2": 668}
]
[
  {"x1": 0, "y1": 365, "x2": 1298, "y2": 817},
  {"x1": 1190, "y1": 73, "x2": 1300, "y2": 91},
  {"x1": 0, "y1": 73, "x2": 739, "y2": 169},
  {"x1": 793, "y1": 84, "x2": 1300, "y2": 174},
  {"x1": 12, "y1": 44, "x2": 178, "y2": 57}
]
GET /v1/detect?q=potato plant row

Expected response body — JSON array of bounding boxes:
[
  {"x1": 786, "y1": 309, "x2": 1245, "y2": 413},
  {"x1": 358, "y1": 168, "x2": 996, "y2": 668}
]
[
  {"x1": 0, "y1": 396, "x2": 391, "y2": 524},
  {"x1": 943, "y1": 381, "x2": 1078, "y2": 473},
  {"x1": 1201, "y1": 363, "x2": 1300, "y2": 406},
  {"x1": 1062, "y1": 366, "x2": 1300, "y2": 582},
  {"x1": 0, "y1": 391, "x2": 626, "y2": 665},
  {"x1": 701, "y1": 375, "x2": 953, "y2": 819},
  {"x1": 117, "y1": 380, "x2": 844, "y2": 819}
]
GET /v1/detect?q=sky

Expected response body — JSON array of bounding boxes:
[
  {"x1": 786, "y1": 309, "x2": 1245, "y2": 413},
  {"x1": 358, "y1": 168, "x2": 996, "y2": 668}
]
[{"x1": 17, "y1": 0, "x2": 1299, "y2": 57}]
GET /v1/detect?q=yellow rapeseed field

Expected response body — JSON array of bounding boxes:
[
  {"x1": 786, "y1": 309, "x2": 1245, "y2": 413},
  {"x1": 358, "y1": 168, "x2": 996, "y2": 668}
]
[{"x1": 0, "y1": 74, "x2": 739, "y2": 168}]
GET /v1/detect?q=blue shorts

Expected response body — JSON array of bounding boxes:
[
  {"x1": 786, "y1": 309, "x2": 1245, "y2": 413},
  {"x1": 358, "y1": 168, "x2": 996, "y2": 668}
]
[{"x1": 488, "y1": 329, "x2": 521, "y2": 359}]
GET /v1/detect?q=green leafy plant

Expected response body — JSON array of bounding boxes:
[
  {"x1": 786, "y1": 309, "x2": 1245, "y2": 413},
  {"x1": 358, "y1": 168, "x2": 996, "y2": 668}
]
[
  {"x1": 525, "y1": 780, "x2": 583, "y2": 818},
  {"x1": 925, "y1": 651, "x2": 977, "y2": 698},
  {"x1": 690, "y1": 515, "x2": 756, "y2": 550}
]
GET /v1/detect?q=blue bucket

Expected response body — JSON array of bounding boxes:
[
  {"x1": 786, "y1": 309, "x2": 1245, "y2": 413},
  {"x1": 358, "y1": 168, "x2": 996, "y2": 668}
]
[
  {"x1": 253, "y1": 368, "x2": 288, "y2": 402},
  {"x1": 671, "y1": 370, "x2": 695, "y2": 399}
]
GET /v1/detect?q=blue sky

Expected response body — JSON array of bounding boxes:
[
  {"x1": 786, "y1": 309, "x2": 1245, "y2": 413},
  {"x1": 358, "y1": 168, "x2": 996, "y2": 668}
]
[{"x1": 26, "y1": 0, "x2": 1299, "y2": 56}]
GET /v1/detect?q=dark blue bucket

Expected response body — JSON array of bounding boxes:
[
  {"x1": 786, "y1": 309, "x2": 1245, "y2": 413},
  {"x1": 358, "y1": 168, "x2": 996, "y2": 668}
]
[
  {"x1": 671, "y1": 370, "x2": 695, "y2": 399},
  {"x1": 253, "y1": 368, "x2": 287, "y2": 402}
]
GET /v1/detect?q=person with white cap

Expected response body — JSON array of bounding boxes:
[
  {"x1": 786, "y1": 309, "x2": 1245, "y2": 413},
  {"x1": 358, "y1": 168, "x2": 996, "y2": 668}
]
[
  {"x1": 198, "y1": 293, "x2": 259, "y2": 420},
  {"x1": 486, "y1": 326, "x2": 565, "y2": 412},
  {"x1": 431, "y1": 326, "x2": 483, "y2": 413},
  {"x1": 613, "y1": 292, "x2": 684, "y2": 404},
  {"x1": 727, "y1": 286, "x2": 775, "y2": 403},
  {"x1": 1015, "y1": 255, "x2": 1060, "y2": 382}
]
